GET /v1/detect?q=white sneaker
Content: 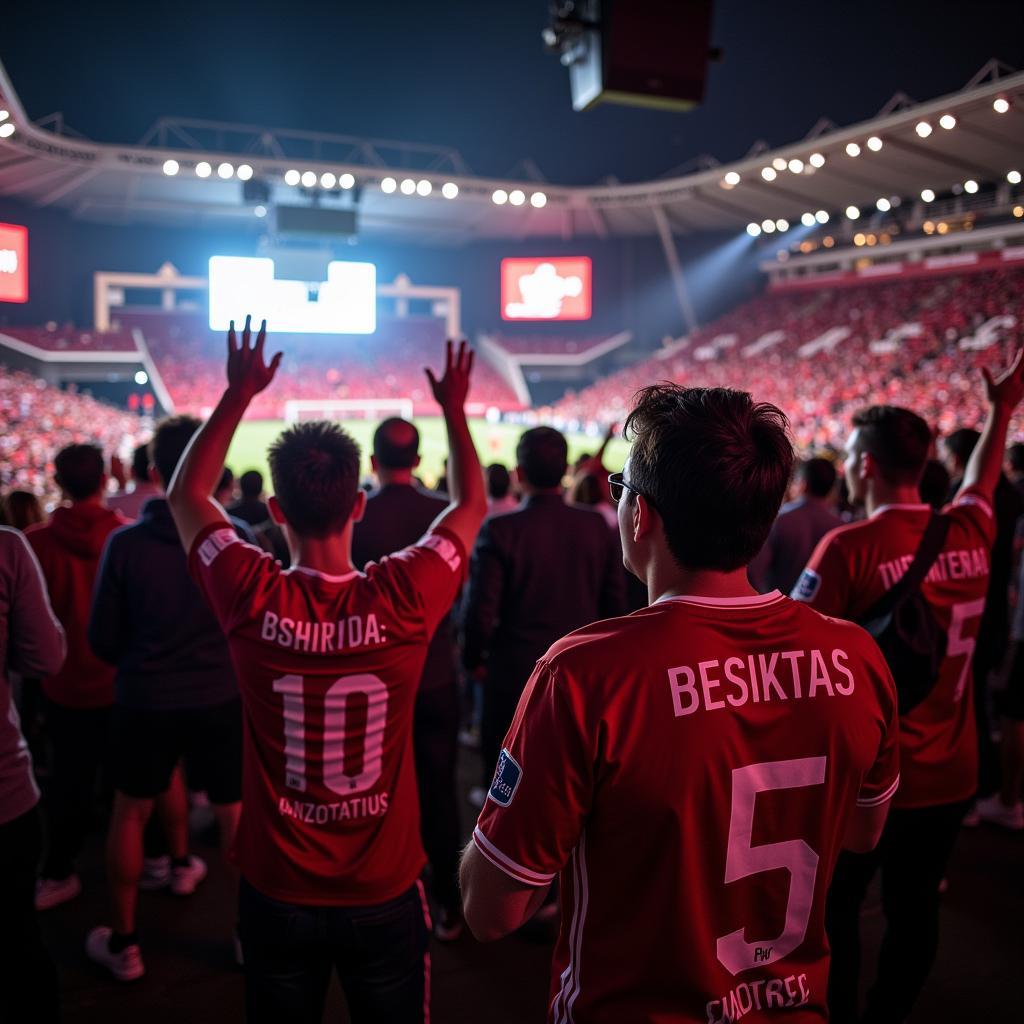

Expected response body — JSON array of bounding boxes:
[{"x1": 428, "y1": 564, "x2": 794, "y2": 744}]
[
  {"x1": 170, "y1": 854, "x2": 208, "y2": 895},
  {"x1": 468, "y1": 786, "x2": 487, "y2": 809},
  {"x1": 85, "y1": 926, "x2": 145, "y2": 982},
  {"x1": 35, "y1": 873, "x2": 82, "y2": 911},
  {"x1": 138, "y1": 855, "x2": 171, "y2": 891},
  {"x1": 975, "y1": 794, "x2": 1024, "y2": 830}
]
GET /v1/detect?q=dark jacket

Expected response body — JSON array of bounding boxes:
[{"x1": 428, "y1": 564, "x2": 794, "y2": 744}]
[
  {"x1": 351, "y1": 482, "x2": 456, "y2": 692},
  {"x1": 749, "y1": 497, "x2": 842, "y2": 597},
  {"x1": 88, "y1": 498, "x2": 239, "y2": 710},
  {"x1": 461, "y1": 492, "x2": 626, "y2": 690}
]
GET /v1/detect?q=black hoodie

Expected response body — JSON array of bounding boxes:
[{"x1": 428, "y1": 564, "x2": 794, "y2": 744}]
[{"x1": 89, "y1": 498, "x2": 239, "y2": 710}]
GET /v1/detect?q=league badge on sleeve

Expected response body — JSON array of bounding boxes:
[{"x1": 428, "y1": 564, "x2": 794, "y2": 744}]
[
  {"x1": 791, "y1": 568, "x2": 822, "y2": 603},
  {"x1": 488, "y1": 748, "x2": 522, "y2": 807}
]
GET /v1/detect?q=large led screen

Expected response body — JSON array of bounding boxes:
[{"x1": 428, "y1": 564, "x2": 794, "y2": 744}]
[
  {"x1": 0, "y1": 223, "x2": 28, "y2": 303},
  {"x1": 501, "y1": 257, "x2": 592, "y2": 321}
]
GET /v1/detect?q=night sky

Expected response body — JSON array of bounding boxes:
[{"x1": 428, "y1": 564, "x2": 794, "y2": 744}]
[{"x1": 3, "y1": 1, "x2": 1023, "y2": 185}]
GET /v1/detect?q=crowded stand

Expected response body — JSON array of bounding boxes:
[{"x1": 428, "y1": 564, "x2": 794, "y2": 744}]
[{"x1": 0, "y1": 325, "x2": 139, "y2": 353}]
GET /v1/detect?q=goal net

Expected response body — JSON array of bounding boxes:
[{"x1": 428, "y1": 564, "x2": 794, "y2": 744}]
[{"x1": 283, "y1": 398, "x2": 416, "y2": 425}]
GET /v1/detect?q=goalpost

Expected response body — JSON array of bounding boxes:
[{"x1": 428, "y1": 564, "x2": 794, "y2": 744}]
[{"x1": 283, "y1": 398, "x2": 415, "y2": 425}]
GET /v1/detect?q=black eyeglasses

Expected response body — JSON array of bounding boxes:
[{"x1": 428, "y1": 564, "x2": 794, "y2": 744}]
[{"x1": 608, "y1": 472, "x2": 650, "y2": 506}]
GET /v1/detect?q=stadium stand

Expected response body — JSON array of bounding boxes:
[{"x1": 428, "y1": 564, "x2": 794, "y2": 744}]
[
  {"x1": 0, "y1": 326, "x2": 139, "y2": 353},
  {"x1": 486, "y1": 335, "x2": 616, "y2": 357}
]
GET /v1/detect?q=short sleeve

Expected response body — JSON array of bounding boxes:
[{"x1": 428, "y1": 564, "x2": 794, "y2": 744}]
[
  {"x1": 944, "y1": 486, "x2": 997, "y2": 549},
  {"x1": 473, "y1": 660, "x2": 592, "y2": 886},
  {"x1": 790, "y1": 530, "x2": 851, "y2": 617},
  {"x1": 188, "y1": 523, "x2": 281, "y2": 634},
  {"x1": 856, "y1": 651, "x2": 900, "y2": 808}
]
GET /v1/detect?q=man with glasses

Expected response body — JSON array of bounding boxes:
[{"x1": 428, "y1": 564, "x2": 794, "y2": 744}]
[{"x1": 461, "y1": 384, "x2": 901, "y2": 1023}]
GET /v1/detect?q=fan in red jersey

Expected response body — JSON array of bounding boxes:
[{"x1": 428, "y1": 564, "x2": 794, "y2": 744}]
[
  {"x1": 790, "y1": 349, "x2": 1024, "y2": 1024},
  {"x1": 166, "y1": 318, "x2": 487, "y2": 1024},
  {"x1": 461, "y1": 384, "x2": 900, "y2": 1024}
]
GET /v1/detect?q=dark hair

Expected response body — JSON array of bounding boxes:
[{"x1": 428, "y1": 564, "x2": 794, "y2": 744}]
[
  {"x1": 570, "y1": 473, "x2": 602, "y2": 507},
  {"x1": 373, "y1": 418, "x2": 421, "y2": 470},
  {"x1": 516, "y1": 427, "x2": 568, "y2": 490},
  {"x1": 850, "y1": 406, "x2": 932, "y2": 486},
  {"x1": 1008, "y1": 442, "x2": 1024, "y2": 474},
  {"x1": 486, "y1": 463, "x2": 511, "y2": 500},
  {"x1": 217, "y1": 466, "x2": 234, "y2": 495},
  {"x1": 624, "y1": 384, "x2": 793, "y2": 572},
  {"x1": 268, "y1": 421, "x2": 361, "y2": 537},
  {"x1": 150, "y1": 415, "x2": 202, "y2": 487},
  {"x1": 919, "y1": 459, "x2": 952, "y2": 510},
  {"x1": 130, "y1": 442, "x2": 151, "y2": 483},
  {"x1": 239, "y1": 469, "x2": 264, "y2": 499},
  {"x1": 799, "y1": 457, "x2": 837, "y2": 498},
  {"x1": 54, "y1": 444, "x2": 105, "y2": 501},
  {"x1": 0, "y1": 490, "x2": 44, "y2": 530},
  {"x1": 943, "y1": 427, "x2": 980, "y2": 469}
]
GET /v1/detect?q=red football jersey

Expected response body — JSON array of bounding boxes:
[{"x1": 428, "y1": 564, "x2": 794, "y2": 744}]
[
  {"x1": 190, "y1": 522, "x2": 465, "y2": 905},
  {"x1": 792, "y1": 490, "x2": 994, "y2": 809},
  {"x1": 474, "y1": 592, "x2": 899, "y2": 1024}
]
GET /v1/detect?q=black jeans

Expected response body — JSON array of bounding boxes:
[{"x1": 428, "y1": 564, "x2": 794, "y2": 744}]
[
  {"x1": 0, "y1": 806, "x2": 60, "y2": 1023},
  {"x1": 826, "y1": 800, "x2": 969, "y2": 1024},
  {"x1": 238, "y1": 877, "x2": 431, "y2": 1024},
  {"x1": 42, "y1": 699, "x2": 111, "y2": 880}
]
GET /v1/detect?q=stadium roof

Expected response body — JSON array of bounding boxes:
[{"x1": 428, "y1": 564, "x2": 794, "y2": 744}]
[{"x1": 0, "y1": 58, "x2": 1021, "y2": 244}]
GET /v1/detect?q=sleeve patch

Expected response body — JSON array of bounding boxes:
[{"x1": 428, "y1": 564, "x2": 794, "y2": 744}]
[
  {"x1": 791, "y1": 568, "x2": 822, "y2": 602},
  {"x1": 197, "y1": 528, "x2": 241, "y2": 568},
  {"x1": 487, "y1": 748, "x2": 522, "y2": 807},
  {"x1": 420, "y1": 532, "x2": 462, "y2": 573}
]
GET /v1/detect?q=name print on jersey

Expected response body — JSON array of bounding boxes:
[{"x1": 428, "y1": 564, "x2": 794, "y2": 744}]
[
  {"x1": 877, "y1": 545, "x2": 988, "y2": 589},
  {"x1": 706, "y1": 972, "x2": 811, "y2": 1023},
  {"x1": 260, "y1": 610, "x2": 386, "y2": 652},
  {"x1": 669, "y1": 648, "x2": 855, "y2": 717}
]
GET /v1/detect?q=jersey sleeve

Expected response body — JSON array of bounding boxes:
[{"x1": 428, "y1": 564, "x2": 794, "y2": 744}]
[
  {"x1": 944, "y1": 486, "x2": 997, "y2": 549},
  {"x1": 855, "y1": 648, "x2": 901, "y2": 808},
  {"x1": 473, "y1": 659, "x2": 592, "y2": 886},
  {"x1": 188, "y1": 522, "x2": 282, "y2": 634},
  {"x1": 790, "y1": 529, "x2": 851, "y2": 617}
]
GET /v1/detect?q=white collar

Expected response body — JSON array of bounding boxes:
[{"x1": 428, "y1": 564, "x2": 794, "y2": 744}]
[
  {"x1": 655, "y1": 590, "x2": 785, "y2": 609},
  {"x1": 871, "y1": 503, "x2": 930, "y2": 518},
  {"x1": 286, "y1": 566, "x2": 362, "y2": 583}
]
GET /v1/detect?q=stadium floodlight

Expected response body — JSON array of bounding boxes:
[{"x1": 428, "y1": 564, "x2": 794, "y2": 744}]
[
  {"x1": 1008, "y1": 170, "x2": 1022, "y2": 185},
  {"x1": 195, "y1": 161, "x2": 212, "y2": 178},
  {"x1": 845, "y1": 205, "x2": 860, "y2": 220},
  {"x1": 416, "y1": 179, "x2": 433, "y2": 197},
  {"x1": 993, "y1": 97, "x2": 1010, "y2": 114},
  {"x1": 217, "y1": 162, "x2": 234, "y2": 179},
  {"x1": 400, "y1": 178, "x2": 416, "y2": 195},
  {"x1": 320, "y1": 171, "x2": 337, "y2": 189},
  {"x1": 964, "y1": 179, "x2": 979, "y2": 194},
  {"x1": 775, "y1": 218, "x2": 789, "y2": 232},
  {"x1": 237, "y1": 164, "x2": 253, "y2": 181},
  {"x1": 801, "y1": 212, "x2": 816, "y2": 227},
  {"x1": 134, "y1": 370, "x2": 149, "y2": 386},
  {"x1": 530, "y1": 191, "x2": 547, "y2": 208},
  {"x1": 876, "y1": 197, "x2": 891, "y2": 212},
  {"x1": 939, "y1": 114, "x2": 957, "y2": 130},
  {"x1": 492, "y1": 189, "x2": 508, "y2": 205},
  {"x1": 920, "y1": 188, "x2": 935, "y2": 202},
  {"x1": 746, "y1": 222, "x2": 761, "y2": 237},
  {"x1": 853, "y1": 233, "x2": 865, "y2": 247},
  {"x1": 815, "y1": 210, "x2": 829, "y2": 224},
  {"x1": 866, "y1": 136, "x2": 883, "y2": 152},
  {"x1": 845, "y1": 142, "x2": 861, "y2": 157},
  {"x1": 380, "y1": 176, "x2": 397, "y2": 194},
  {"x1": 723, "y1": 170, "x2": 741, "y2": 186},
  {"x1": 0, "y1": 109, "x2": 7, "y2": 122},
  {"x1": 162, "y1": 159, "x2": 179, "y2": 176},
  {"x1": 787, "y1": 158, "x2": 804, "y2": 174},
  {"x1": 0, "y1": 122, "x2": 10, "y2": 137},
  {"x1": 300, "y1": 171, "x2": 317, "y2": 188},
  {"x1": 509, "y1": 189, "x2": 526, "y2": 206},
  {"x1": 254, "y1": 205, "x2": 267, "y2": 218},
  {"x1": 761, "y1": 167, "x2": 777, "y2": 181},
  {"x1": 915, "y1": 121, "x2": 932, "y2": 138},
  {"x1": 761, "y1": 218, "x2": 775, "y2": 233},
  {"x1": 284, "y1": 169, "x2": 301, "y2": 186},
  {"x1": 809, "y1": 152, "x2": 825, "y2": 168},
  {"x1": 339, "y1": 173, "x2": 355, "y2": 190},
  {"x1": 442, "y1": 181, "x2": 459, "y2": 199},
  {"x1": 772, "y1": 157, "x2": 787, "y2": 171}
]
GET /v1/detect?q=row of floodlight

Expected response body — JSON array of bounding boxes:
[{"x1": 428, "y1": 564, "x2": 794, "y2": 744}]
[{"x1": 0, "y1": 109, "x2": 15, "y2": 139}]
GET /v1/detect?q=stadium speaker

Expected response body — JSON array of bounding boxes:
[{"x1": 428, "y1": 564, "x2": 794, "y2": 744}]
[
  {"x1": 276, "y1": 205, "x2": 358, "y2": 239},
  {"x1": 544, "y1": 0, "x2": 715, "y2": 112}
]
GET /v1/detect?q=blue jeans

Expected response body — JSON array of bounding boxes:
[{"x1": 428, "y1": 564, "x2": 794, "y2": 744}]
[{"x1": 238, "y1": 877, "x2": 431, "y2": 1024}]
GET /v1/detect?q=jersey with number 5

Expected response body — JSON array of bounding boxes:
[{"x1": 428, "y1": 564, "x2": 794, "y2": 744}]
[
  {"x1": 792, "y1": 489, "x2": 995, "y2": 809},
  {"x1": 474, "y1": 592, "x2": 899, "y2": 1023},
  {"x1": 190, "y1": 522, "x2": 465, "y2": 905}
]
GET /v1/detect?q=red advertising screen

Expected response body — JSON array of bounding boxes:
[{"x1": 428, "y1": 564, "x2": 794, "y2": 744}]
[
  {"x1": 501, "y1": 257, "x2": 592, "y2": 321},
  {"x1": 0, "y1": 223, "x2": 28, "y2": 303}
]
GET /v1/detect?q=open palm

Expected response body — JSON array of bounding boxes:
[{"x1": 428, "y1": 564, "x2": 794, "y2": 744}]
[{"x1": 226, "y1": 315, "x2": 283, "y2": 401}]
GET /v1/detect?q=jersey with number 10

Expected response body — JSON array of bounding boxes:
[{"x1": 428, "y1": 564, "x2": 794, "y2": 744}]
[
  {"x1": 190, "y1": 522, "x2": 464, "y2": 906},
  {"x1": 474, "y1": 592, "x2": 898, "y2": 1023}
]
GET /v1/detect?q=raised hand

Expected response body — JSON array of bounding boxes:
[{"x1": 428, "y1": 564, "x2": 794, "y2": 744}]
[
  {"x1": 226, "y1": 315, "x2": 282, "y2": 402},
  {"x1": 425, "y1": 339, "x2": 474, "y2": 413},
  {"x1": 982, "y1": 347, "x2": 1024, "y2": 412}
]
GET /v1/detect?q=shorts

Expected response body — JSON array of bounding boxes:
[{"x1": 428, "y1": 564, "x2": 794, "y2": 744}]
[{"x1": 111, "y1": 698, "x2": 242, "y2": 804}]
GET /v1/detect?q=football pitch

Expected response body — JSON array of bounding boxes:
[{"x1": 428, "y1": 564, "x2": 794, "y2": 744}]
[{"x1": 228, "y1": 418, "x2": 630, "y2": 491}]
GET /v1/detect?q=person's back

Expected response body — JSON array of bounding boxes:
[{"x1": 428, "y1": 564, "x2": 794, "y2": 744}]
[{"x1": 229, "y1": 469, "x2": 270, "y2": 526}]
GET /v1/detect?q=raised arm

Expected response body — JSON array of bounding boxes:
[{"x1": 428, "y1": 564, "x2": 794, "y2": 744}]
[
  {"x1": 168, "y1": 315, "x2": 282, "y2": 553},
  {"x1": 958, "y1": 348, "x2": 1024, "y2": 505},
  {"x1": 425, "y1": 340, "x2": 488, "y2": 556}
]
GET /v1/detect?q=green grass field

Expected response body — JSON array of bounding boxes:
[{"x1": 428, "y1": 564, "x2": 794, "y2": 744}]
[{"x1": 228, "y1": 418, "x2": 630, "y2": 491}]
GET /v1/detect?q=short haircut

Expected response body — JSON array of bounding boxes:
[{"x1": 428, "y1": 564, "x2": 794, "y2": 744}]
[
  {"x1": 0, "y1": 490, "x2": 44, "y2": 530},
  {"x1": 1008, "y1": 442, "x2": 1024, "y2": 474},
  {"x1": 239, "y1": 469, "x2": 263, "y2": 498},
  {"x1": 150, "y1": 416, "x2": 202, "y2": 487},
  {"x1": 130, "y1": 442, "x2": 151, "y2": 483},
  {"x1": 486, "y1": 463, "x2": 511, "y2": 500},
  {"x1": 943, "y1": 427, "x2": 980, "y2": 469},
  {"x1": 268, "y1": 421, "x2": 361, "y2": 538},
  {"x1": 919, "y1": 459, "x2": 952, "y2": 509},
  {"x1": 373, "y1": 418, "x2": 420, "y2": 470},
  {"x1": 799, "y1": 457, "x2": 837, "y2": 498},
  {"x1": 54, "y1": 444, "x2": 106, "y2": 501},
  {"x1": 217, "y1": 466, "x2": 234, "y2": 494},
  {"x1": 624, "y1": 384, "x2": 793, "y2": 572},
  {"x1": 850, "y1": 406, "x2": 932, "y2": 486},
  {"x1": 516, "y1": 427, "x2": 568, "y2": 490}
]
